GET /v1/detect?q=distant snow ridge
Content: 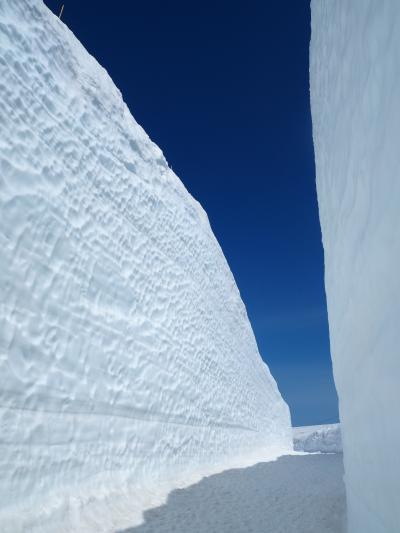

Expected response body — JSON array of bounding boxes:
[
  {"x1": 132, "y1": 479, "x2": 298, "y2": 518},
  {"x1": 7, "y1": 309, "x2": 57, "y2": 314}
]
[
  {"x1": 0, "y1": 0, "x2": 291, "y2": 530},
  {"x1": 293, "y1": 424, "x2": 342, "y2": 454},
  {"x1": 311, "y1": 1, "x2": 400, "y2": 532}
]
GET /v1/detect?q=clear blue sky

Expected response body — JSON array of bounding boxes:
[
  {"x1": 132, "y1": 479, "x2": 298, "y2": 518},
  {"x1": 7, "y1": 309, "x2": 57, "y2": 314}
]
[{"x1": 44, "y1": 0, "x2": 339, "y2": 426}]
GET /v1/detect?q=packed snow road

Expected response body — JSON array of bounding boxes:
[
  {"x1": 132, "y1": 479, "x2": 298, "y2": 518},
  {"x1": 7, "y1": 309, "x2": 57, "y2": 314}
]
[{"x1": 119, "y1": 453, "x2": 346, "y2": 533}]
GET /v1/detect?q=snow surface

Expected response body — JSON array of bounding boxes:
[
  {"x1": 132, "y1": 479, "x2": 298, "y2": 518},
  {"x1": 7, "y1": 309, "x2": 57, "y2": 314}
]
[
  {"x1": 311, "y1": 2, "x2": 400, "y2": 532},
  {"x1": 293, "y1": 424, "x2": 342, "y2": 454},
  {"x1": 120, "y1": 454, "x2": 346, "y2": 533},
  {"x1": 0, "y1": 0, "x2": 291, "y2": 530}
]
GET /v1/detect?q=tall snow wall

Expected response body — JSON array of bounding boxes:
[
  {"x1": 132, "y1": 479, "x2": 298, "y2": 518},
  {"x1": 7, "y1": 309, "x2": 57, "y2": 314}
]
[
  {"x1": 0, "y1": 0, "x2": 291, "y2": 530},
  {"x1": 311, "y1": 2, "x2": 400, "y2": 532}
]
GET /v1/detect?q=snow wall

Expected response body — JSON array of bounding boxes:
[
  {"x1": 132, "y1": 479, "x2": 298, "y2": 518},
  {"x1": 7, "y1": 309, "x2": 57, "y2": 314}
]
[
  {"x1": 0, "y1": 0, "x2": 292, "y2": 530},
  {"x1": 311, "y1": 2, "x2": 400, "y2": 532},
  {"x1": 293, "y1": 424, "x2": 342, "y2": 454}
]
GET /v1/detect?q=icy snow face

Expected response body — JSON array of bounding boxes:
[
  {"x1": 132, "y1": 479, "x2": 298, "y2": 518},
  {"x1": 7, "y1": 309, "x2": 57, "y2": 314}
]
[
  {"x1": 311, "y1": 2, "x2": 400, "y2": 532},
  {"x1": 293, "y1": 424, "x2": 342, "y2": 454},
  {"x1": 0, "y1": 0, "x2": 291, "y2": 528}
]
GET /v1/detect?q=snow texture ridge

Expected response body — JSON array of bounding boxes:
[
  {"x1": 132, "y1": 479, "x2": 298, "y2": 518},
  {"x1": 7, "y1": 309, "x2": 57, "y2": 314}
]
[
  {"x1": 311, "y1": 2, "x2": 400, "y2": 532},
  {"x1": 0, "y1": 0, "x2": 291, "y2": 530},
  {"x1": 293, "y1": 424, "x2": 342, "y2": 454}
]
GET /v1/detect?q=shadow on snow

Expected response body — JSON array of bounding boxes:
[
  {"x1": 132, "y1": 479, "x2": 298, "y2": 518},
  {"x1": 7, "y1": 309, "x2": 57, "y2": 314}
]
[{"x1": 118, "y1": 453, "x2": 346, "y2": 533}]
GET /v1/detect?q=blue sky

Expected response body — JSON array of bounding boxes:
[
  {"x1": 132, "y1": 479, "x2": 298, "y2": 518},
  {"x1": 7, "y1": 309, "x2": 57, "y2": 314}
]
[{"x1": 44, "y1": 0, "x2": 339, "y2": 426}]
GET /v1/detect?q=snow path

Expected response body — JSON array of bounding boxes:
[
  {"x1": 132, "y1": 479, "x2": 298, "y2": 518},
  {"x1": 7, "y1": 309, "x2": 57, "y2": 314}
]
[{"x1": 119, "y1": 454, "x2": 346, "y2": 533}]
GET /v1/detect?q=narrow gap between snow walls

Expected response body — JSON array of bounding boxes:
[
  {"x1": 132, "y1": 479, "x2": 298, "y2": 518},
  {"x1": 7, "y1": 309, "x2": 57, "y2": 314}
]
[{"x1": 2, "y1": 0, "x2": 399, "y2": 532}]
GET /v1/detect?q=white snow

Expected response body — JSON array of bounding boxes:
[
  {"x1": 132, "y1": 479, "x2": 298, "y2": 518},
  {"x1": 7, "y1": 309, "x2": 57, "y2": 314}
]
[
  {"x1": 0, "y1": 0, "x2": 291, "y2": 530},
  {"x1": 293, "y1": 424, "x2": 342, "y2": 454},
  {"x1": 120, "y1": 454, "x2": 346, "y2": 533},
  {"x1": 311, "y1": 2, "x2": 400, "y2": 532}
]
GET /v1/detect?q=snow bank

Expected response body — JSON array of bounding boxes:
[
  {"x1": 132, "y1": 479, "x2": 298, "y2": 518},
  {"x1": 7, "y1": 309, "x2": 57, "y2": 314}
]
[
  {"x1": 0, "y1": 0, "x2": 291, "y2": 530},
  {"x1": 293, "y1": 424, "x2": 342, "y2": 454},
  {"x1": 311, "y1": 2, "x2": 400, "y2": 532}
]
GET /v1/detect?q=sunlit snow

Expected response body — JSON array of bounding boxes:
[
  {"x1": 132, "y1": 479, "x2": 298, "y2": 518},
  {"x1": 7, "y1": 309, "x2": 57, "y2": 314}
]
[{"x1": 0, "y1": 1, "x2": 292, "y2": 530}]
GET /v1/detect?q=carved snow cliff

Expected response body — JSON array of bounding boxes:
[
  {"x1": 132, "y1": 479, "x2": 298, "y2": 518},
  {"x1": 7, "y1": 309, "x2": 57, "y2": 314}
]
[
  {"x1": 293, "y1": 424, "x2": 342, "y2": 454},
  {"x1": 0, "y1": 0, "x2": 291, "y2": 530},
  {"x1": 311, "y1": 2, "x2": 400, "y2": 532}
]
